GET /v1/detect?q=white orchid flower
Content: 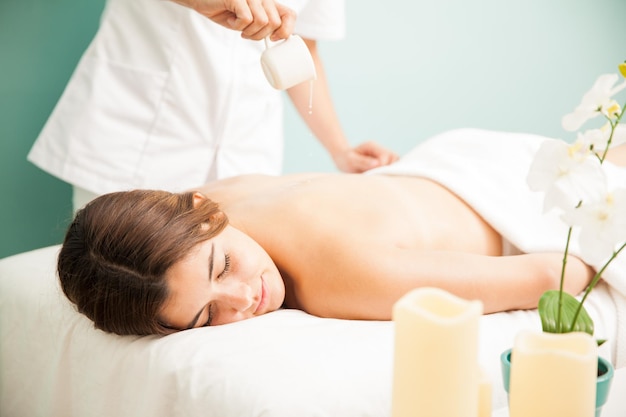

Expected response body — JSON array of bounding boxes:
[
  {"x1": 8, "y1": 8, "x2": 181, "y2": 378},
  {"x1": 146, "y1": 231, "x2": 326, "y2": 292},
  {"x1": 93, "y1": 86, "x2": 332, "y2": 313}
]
[
  {"x1": 562, "y1": 73, "x2": 626, "y2": 132},
  {"x1": 561, "y1": 188, "x2": 626, "y2": 264},
  {"x1": 576, "y1": 124, "x2": 626, "y2": 153},
  {"x1": 527, "y1": 139, "x2": 607, "y2": 212}
]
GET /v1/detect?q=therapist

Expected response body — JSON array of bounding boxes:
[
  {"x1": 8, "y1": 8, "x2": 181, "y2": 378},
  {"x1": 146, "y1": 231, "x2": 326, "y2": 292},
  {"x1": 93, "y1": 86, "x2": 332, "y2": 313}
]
[{"x1": 27, "y1": 0, "x2": 399, "y2": 212}]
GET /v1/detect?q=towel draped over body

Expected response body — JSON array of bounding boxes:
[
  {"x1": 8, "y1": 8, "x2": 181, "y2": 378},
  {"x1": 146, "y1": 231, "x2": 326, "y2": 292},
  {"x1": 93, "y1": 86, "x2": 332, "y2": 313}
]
[{"x1": 369, "y1": 128, "x2": 626, "y2": 367}]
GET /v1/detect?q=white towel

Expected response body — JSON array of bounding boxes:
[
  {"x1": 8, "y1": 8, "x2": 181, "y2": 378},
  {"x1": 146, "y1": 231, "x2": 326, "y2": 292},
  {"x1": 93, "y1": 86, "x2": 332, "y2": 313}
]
[{"x1": 369, "y1": 128, "x2": 626, "y2": 366}]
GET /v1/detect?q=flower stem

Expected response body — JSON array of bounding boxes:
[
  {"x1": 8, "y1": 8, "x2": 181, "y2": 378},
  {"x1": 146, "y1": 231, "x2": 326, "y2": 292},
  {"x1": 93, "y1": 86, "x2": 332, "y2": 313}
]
[
  {"x1": 600, "y1": 103, "x2": 625, "y2": 162},
  {"x1": 569, "y1": 242, "x2": 626, "y2": 332},
  {"x1": 558, "y1": 227, "x2": 574, "y2": 331}
]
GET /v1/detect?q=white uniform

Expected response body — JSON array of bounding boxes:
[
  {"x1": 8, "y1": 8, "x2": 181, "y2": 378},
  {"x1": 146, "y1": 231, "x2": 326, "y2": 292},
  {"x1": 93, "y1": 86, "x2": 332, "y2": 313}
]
[{"x1": 27, "y1": 0, "x2": 345, "y2": 194}]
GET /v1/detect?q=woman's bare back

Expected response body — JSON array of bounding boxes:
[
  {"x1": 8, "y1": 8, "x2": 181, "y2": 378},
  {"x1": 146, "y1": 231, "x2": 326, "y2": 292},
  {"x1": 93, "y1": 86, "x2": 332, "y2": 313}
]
[
  {"x1": 199, "y1": 172, "x2": 502, "y2": 256},
  {"x1": 197, "y1": 173, "x2": 517, "y2": 314},
  {"x1": 191, "y1": 142, "x2": 626, "y2": 319}
]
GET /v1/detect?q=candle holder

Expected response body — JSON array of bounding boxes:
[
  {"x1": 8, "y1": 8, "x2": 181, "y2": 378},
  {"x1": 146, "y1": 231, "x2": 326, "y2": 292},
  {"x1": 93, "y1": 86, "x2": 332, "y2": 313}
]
[{"x1": 500, "y1": 332, "x2": 614, "y2": 417}]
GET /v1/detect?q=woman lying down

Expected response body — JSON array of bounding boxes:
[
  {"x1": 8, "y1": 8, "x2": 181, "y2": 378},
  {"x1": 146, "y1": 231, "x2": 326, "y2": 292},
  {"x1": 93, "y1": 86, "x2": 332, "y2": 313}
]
[{"x1": 57, "y1": 129, "x2": 626, "y2": 336}]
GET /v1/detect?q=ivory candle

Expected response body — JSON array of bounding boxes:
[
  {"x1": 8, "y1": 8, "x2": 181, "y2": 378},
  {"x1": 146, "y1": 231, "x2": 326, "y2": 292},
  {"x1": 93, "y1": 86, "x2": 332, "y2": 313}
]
[
  {"x1": 478, "y1": 369, "x2": 492, "y2": 417},
  {"x1": 391, "y1": 287, "x2": 483, "y2": 417},
  {"x1": 509, "y1": 330, "x2": 597, "y2": 417}
]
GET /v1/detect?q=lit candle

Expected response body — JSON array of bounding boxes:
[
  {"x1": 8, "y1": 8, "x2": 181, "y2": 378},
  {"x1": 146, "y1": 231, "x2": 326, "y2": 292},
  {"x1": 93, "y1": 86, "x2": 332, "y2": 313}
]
[
  {"x1": 509, "y1": 330, "x2": 597, "y2": 417},
  {"x1": 391, "y1": 287, "x2": 483, "y2": 417}
]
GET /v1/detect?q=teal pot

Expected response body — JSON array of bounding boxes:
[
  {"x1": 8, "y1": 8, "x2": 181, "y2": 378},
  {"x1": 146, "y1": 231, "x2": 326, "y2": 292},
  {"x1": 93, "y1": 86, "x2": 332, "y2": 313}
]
[{"x1": 500, "y1": 348, "x2": 614, "y2": 417}]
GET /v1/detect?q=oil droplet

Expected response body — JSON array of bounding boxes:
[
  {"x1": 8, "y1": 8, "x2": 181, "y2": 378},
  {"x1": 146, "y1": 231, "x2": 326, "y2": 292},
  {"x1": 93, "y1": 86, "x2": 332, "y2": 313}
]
[{"x1": 308, "y1": 79, "x2": 314, "y2": 115}]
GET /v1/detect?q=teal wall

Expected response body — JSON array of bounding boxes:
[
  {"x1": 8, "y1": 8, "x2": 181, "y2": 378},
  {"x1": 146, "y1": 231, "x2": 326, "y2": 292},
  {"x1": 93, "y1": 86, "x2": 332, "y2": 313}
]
[
  {"x1": 1, "y1": 0, "x2": 624, "y2": 259},
  {"x1": 0, "y1": 0, "x2": 105, "y2": 258},
  {"x1": 283, "y1": 0, "x2": 626, "y2": 172}
]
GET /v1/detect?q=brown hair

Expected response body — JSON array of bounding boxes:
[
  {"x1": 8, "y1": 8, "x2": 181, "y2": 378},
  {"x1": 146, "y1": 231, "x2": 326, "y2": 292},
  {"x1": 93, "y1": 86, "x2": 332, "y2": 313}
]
[{"x1": 57, "y1": 190, "x2": 228, "y2": 336}]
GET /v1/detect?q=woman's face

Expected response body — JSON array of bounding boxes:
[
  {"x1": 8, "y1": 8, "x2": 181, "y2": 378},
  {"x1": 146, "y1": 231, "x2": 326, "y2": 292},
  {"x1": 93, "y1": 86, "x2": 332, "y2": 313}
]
[{"x1": 159, "y1": 224, "x2": 285, "y2": 330}]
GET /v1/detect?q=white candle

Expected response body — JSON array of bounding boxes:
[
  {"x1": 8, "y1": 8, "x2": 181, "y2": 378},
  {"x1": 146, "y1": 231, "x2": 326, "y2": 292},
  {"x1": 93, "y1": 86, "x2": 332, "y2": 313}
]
[
  {"x1": 391, "y1": 287, "x2": 483, "y2": 417},
  {"x1": 509, "y1": 330, "x2": 597, "y2": 417},
  {"x1": 478, "y1": 369, "x2": 492, "y2": 417}
]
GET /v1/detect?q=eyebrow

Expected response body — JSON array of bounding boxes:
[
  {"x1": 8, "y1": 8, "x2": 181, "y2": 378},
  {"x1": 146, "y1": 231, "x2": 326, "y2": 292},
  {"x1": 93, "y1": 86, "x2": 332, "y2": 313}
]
[{"x1": 184, "y1": 242, "x2": 215, "y2": 330}]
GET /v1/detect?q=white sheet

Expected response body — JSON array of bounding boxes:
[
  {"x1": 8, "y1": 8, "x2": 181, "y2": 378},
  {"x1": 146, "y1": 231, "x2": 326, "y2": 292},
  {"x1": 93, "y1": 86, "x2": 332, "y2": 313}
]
[
  {"x1": 0, "y1": 244, "x2": 617, "y2": 417},
  {"x1": 1, "y1": 128, "x2": 623, "y2": 416}
]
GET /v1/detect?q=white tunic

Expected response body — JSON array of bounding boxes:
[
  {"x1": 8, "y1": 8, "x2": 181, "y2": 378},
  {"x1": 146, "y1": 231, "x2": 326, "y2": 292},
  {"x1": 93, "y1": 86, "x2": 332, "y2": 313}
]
[{"x1": 27, "y1": 0, "x2": 345, "y2": 194}]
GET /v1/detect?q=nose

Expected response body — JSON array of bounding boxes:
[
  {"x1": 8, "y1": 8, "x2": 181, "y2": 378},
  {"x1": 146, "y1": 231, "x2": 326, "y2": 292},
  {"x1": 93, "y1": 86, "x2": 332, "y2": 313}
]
[{"x1": 214, "y1": 281, "x2": 255, "y2": 313}]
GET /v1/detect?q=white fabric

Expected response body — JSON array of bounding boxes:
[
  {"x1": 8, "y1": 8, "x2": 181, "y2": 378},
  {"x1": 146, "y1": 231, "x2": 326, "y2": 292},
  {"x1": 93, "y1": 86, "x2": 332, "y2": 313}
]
[
  {"x1": 6, "y1": 129, "x2": 624, "y2": 416},
  {"x1": 72, "y1": 185, "x2": 99, "y2": 213},
  {"x1": 0, "y1": 245, "x2": 617, "y2": 417},
  {"x1": 27, "y1": 0, "x2": 345, "y2": 195},
  {"x1": 369, "y1": 128, "x2": 626, "y2": 366}
]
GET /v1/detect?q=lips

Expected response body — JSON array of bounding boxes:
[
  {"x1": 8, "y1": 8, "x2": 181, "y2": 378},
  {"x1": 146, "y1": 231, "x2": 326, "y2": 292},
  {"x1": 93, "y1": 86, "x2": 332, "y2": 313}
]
[{"x1": 254, "y1": 276, "x2": 268, "y2": 315}]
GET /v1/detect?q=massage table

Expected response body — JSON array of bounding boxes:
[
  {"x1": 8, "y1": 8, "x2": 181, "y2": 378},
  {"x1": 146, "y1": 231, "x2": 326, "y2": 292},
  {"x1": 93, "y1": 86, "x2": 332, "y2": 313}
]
[{"x1": 2, "y1": 129, "x2": 625, "y2": 416}]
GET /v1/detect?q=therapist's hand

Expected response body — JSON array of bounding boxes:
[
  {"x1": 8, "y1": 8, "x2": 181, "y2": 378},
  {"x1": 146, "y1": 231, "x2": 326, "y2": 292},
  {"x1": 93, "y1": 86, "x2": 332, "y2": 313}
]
[
  {"x1": 171, "y1": 0, "x2": 296, "y2": 41},
  {"x1": 333, "y1": 142, "x2": 400, "y2": 173}
]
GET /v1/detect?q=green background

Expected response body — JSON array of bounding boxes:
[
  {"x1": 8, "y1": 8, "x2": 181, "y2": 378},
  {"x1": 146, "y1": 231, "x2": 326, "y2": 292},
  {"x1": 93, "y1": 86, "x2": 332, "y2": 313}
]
[
  {"x1": 0, "y1": 0, "x2": 104, "y2": 258},
  {"x1": 1, "y1": 0, "x2": 625, "y2": 259}
]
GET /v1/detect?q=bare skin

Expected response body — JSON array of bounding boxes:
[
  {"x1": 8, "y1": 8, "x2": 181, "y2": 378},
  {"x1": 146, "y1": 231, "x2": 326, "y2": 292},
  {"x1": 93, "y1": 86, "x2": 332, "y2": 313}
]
[
  {"x1": 195, "y1": 173, "x2": 590, "y2": 319},
  {"x1": 160, "y1": 143, "x2": 626, "y2": 328},
  {"x1": 170, "y1": 0, "x2": 297, "y2": 41}
]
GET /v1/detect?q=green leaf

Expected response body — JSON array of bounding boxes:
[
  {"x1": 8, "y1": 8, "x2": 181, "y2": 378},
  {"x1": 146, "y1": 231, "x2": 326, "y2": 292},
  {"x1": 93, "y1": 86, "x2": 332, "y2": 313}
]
[{"x1": 538, "y1": 290, "x2": 594, "y2": 336}]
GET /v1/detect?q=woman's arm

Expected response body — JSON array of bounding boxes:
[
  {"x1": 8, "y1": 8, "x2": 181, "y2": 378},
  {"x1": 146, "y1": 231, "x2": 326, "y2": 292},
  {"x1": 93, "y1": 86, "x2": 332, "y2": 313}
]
[{"x1": 296, "y1": 246, "x2": 594, "y2": 320}]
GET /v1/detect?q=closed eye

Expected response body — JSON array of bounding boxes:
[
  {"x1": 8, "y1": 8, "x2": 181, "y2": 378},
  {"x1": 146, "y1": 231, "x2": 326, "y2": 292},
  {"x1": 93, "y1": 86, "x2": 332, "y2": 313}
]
[
  {"x1": 203, "y1": 254, "x2": 230, "y2": 327},
  {"x1": 218, "y1": 253, "x2": 231, "y2": 279},
  {"x1": 203, "y1": 305, "x2": 214, "y2": 327}
]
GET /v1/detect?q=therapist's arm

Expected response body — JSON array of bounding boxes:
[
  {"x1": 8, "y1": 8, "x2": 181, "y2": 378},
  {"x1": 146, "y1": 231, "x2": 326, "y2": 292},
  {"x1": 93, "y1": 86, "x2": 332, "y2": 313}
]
[
  {"x1": 170, "y1": 0, "x2": 295, "y2": 41},
  {"x1": 287, "y1": 39, "x2": 399, "y2": 173}
]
